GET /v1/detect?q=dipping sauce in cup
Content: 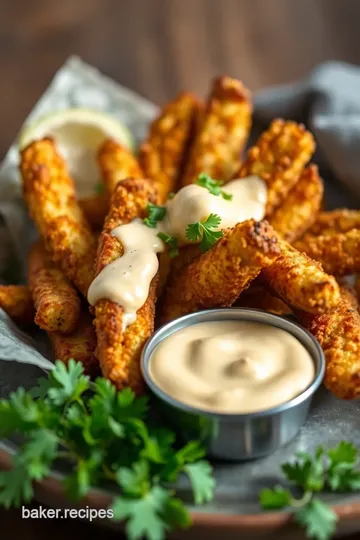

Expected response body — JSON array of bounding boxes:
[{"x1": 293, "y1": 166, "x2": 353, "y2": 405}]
[{"x1": 149, "y1": 320, "x2": 315, "y2": 414}]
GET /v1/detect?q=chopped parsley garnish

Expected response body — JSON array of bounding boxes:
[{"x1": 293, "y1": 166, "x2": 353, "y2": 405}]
[
  {"x1": 143, "y1": 203, "x2": 167, "y2": 228},
  {"x1": 196, "y1": 173, "x2": 233, "y2": 201},
  {"x1": 185, "y1": 213, "x2": 223, "y2": 252},
  {"x1": 157, "y1": 232, "x2": 179, "y2": 258}
]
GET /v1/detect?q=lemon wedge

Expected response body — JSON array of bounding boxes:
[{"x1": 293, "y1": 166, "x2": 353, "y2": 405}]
[{"x1": 18, "y1": 108, "x2": 135, "y2": 198}]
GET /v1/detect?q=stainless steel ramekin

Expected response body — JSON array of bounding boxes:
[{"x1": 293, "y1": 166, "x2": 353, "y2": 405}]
[{"x1": 141, "y1": 308, "x2": 325, "y2": 461}]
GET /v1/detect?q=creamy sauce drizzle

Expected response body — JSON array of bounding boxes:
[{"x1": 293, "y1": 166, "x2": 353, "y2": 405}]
[
  {"x1": 149, "y1": 321, "x2": 315, "y2": 414},
  {"x1": 87, "y1": 177, "x2": 267, "y2": 328}
]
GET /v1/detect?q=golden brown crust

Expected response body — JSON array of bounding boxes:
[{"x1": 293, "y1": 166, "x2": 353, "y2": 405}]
[
  {"x1": 20, "y1": 138, "x2": 97, "y2": 297},
  {"x1": 94, "y1": 177, "x2": 158, "y2": 393},
  {"x1": 79, "y1": 193, "x2": 108, "y2": 230},
  {"x1": 293, "y1": 229, "x2": 360, "y2": 276},
  {"x1": 28, "y1": 241, "x2": 81, "y2": 333},
  {"x1": 49, "y1": 310, "x2": 99, "y2": 378},
  {"x1": 160, "y1": 220, "x2": 280, "y2": 323},
  {"x1": 0, "y1": 285, "x2": 35, "y2": 326},
  {"x1": 181, "y1": 76, "x2": 252, "y2": 186},
  {"x1": 262, "y1": 241, "x2": 341, "y2": 313},
  {"x1": 98, "y1": 139, "x2": 144, "y2": 197},
  {"x1": 298, "y1": 288, "x2": 360, "y2": 399},
  {"x1": 139, "y1": 92, "x2": 199, "y2": 203},
  {"x1": 268, "y1": 164, "x2": 323, "y2": 242},
  {"x1": 235, "y1": 282, "x2": 292, "y2": 316},
  {"x1": 238, "y1": 119, "x2": 315, "y2": 213},
  {"x1": 308, "y1": 209, "x2": 360, "y2": 236}
]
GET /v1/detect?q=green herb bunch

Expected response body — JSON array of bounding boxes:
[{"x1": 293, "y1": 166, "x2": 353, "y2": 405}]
[
  {"x1": 0, "y1": 360, "x2": 215, "y2": 540},
  {"x1": 260, "y1": 442, "x2": 360, "y2": 540}
]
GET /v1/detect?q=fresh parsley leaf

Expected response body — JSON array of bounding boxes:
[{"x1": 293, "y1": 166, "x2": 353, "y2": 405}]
[
  {"x1": 157, "y1": 232, "x2": 179, "y2": 258},
  {"x1": 0, "y1": 461, "x2": 33, "y2": 508},
  {"x1": 112, "y1": 486, "x2": 170, "y2": 540},
  {"x1": 116, "y1": 460, "x2": 150, "y2": 497},
  {"x1": 259, "y1": 486, "x2": 291, "y2": 509},
  {"x1": 185, "y1": 213, "x2": 223, "y2": 252},
  {"x1": 47, "y1": 359, "x2": 90, "y2": 406},
  {"x1": 295, "y1": 499, "x2": 337, "y2": 540},
  {"x1": 184, "y1": 461, "x2": 215, "y2": 504},
  {"x1": 282, "y1": 448, "x2": 324, "y2": 492},
  {"x1": 162, "y1": 497, "x2": 191, "y2": 529},
  {"x1": 196, "y1": 173, "x2": 233, "y2": 200},
  {"x1": 21, "y1": 429, "x2": 58, "y2": 480},
  {"x1": 327, "y1": 441, "x2": 357, "y2": 467},
  {"x1": 327, "y1": 442, "x2": 360, "y2": 491},
  {"x1": 95, "y1": 182, "x2": 105, "y2": 195},
  {"x1": 143, "y1": 204, "x2": 167, "y2": 228}
]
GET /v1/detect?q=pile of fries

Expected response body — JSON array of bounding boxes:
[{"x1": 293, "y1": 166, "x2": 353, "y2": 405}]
[{"x1": 1, "y1": 75, "x2": 360, "y2": 401}]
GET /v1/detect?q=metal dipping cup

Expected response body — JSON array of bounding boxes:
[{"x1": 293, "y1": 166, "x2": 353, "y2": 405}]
[{"x1": 141, "y1": 308, "x2": 325, "y2": 461}]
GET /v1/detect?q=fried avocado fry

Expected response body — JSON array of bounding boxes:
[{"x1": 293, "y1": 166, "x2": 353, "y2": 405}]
[
  {"x1": 93, "y1": 178, "x2": 158, "y2": 394},
  {"x1": 308, "y1": 209, "x2": 360, "y2": 236},
  {"x1": 262, "y1": 241, "x2": 340, "y2": 314},
  {"x1": 235, "y1": 282, "x2": 292, "y2": 316},
  {"x1": 49, "y1": 310, "x2": 99, "y2": 377},
  {"x1": 294, "y1": 229, "x2": 360, "y2": 276},
  {"x1": 79, "y1": 193, "x2": 108, "y2": 230},
  {"x1": 0, "y1": 285, "x2": 35, "y2": 326},
  {"x1": 268, "y1": 164, "x2": 323, "y2": 242},
  {"x1": 160, "y1": 220, "x2": 280, "y2": 323},
  {"x1": 298, "y1": 288, "x2": 360, "y2": 399},
  {"x1": 20, "y1": 138, "x2": 97, "y2": 297},
  {"x1": 139, "y1": 92, "x2": 199, "y2": 203},
  {"x1": 98, "y1": 139, "x2": 144, "y2": 196},
  {"x1": 237, "y1": 119, "x2": 315, "y2": 214},
  {"x1": 181, "y1": 76, "x2": 252, "y2": 186},
  {"x1": 28, "y1": 241, "x2": 81, "y2": 333}
]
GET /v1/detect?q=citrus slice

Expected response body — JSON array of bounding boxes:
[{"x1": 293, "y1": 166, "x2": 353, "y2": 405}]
[{"x1": 18, "y1": 108, "x2": 135, "y2": 198}]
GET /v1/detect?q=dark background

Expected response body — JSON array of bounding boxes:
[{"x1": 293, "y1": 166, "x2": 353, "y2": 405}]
[{"x1": 1, "y1": 0, "x2": 360, "y2": 537}]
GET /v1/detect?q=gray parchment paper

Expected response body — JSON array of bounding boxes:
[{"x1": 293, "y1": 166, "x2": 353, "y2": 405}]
[{"x1": 0, "y1": 58, "x2": 359, "y2": 517}]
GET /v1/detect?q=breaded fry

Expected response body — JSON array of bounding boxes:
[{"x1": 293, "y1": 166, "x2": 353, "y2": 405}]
[
  {"x1": 338, "y1": 284, "x2": 358, "y2": 309},
  {"x1": 237, "y1": 119, "x2": 315, "y2": 214},
  {"x1": 298, "y1": 288, "x2": 360, "y2": 399},
  {"x1": 49, "y1": 310, "x2": 99, "y2": 377},
  {"x1": 181, "y1": 76, "x2": 252, "y2": 186},
  {"x1": 294, "y1": 229, "x2": 360, "y2": 276},
  {"x1": 28, "y1": 241, "x2": 81, "y2": 333},
  {"x1": 139, "y1": 93, "x2": 199, "y2": 203},
  {"x1": 20, "y1": 138, "x2": 97, "y2": 297},
  {"x1": 308, "y1": 209, "x2": 360, "y2": 236},
  {"x1": 235, "y1": 282, "x2": 292, "y2": 316},
  {"x1": 98, "y1": 139, "x2": 144, "y2": 196},
  {"x1": 79, "y1": 193, "x2": 108, "y2": 230},
  {"x1": 268, "y1": 164, "x2": 323, "y2": 242},
  {"x1": 355, "y1": 275, "x2": 360, "y2": 304},
  {"x1": 93, "y1": 178, "x2": 158, "y2": 393},
  {"x1": 160, "y1": 220, "x2": 280, "y2": 323},
  {"x1": 0, "y1": 285, "x2": 34, "y2": 326},
  {"x1": 262, "y1": 241, "x2": 340, "y2": 313}
]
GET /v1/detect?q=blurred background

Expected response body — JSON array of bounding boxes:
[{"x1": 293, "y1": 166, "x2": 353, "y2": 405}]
[{"x1": 2, "y1": 0, "x2": 360, "y2": 156}]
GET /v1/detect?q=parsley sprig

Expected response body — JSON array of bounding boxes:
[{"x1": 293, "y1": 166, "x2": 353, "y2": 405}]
[
  {"x1": 196, "y1": 173, "x2": 233, "y2": 200},
  {"x1": 260, "y1": 442, "x2": 360, "y2": 540},
  {"x1": 0, "y1": 360, "x2": 215, "y2": 540},
  {"x1": 186, "y1": 213, "x2": 223, "y2": 252},
  {"x1": 143, "y1": 203, "x2": 167, "y2": 228},
  {"x1": 157, "y1": 232, "x2": 179, "y2": 258}
]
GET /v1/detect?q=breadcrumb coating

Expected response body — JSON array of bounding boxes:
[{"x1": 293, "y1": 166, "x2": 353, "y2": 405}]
[
  {"x1": 238, "y1": 119, "x2": 315, "y2": 213},
  {"x1": 294, "y1": 229, "x2": 360, "y2": 276},
  {"x1": 79, "y1": 193, "x2": 108, "y2": 230},
  {"x1": 28, "y1": 241, "x2": 81, "y2": 333},
  {"x1": 139, "y1": 92, "x2": 199, "y2": 203},
  {"x1": 268, "y1": 164, "x2": 323, "y2": 242},
  {"x1": 0, "y1": 285, "x2": 34, "y2": 326},
  {"x1": 235, "y1": 282, "x2": 292, "y2": 316},
  {"x1": 49, "y1": 310, "x2": 99, "y2": 378},
  {"x1": 98, "y1": 139, "x2": 144, "y2": 196},
  {"x1": 298, "y1": 287, "x2": 360, "y2": 399},
  {"x1": 160, "y1": 220, "x2": 280, "y2": 323},
  {"x1": 20, "y1": 138, "x2": 97, "y2": 297},
  {"x1": 263, "y1": 241, "x2": 340, "y2": 313},
  {"x1": 308, "y1": 209, "x2": 360, "y2": 236},
  {"x1": 93, "y1": 178, "x2": 158, "y2": 394},
  {"x1": 181, "y1": 76, "x2": 252, "y2": 186}
]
